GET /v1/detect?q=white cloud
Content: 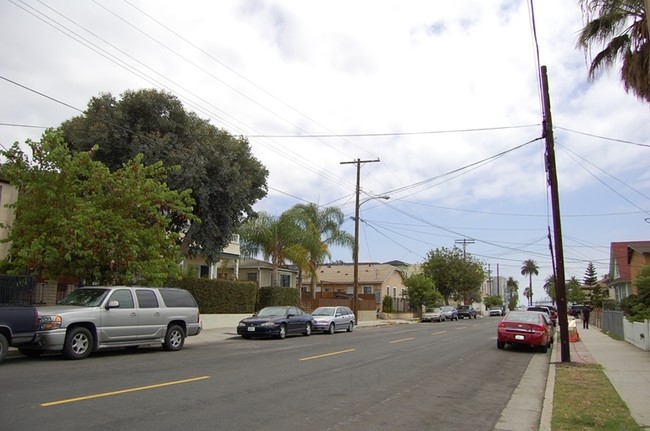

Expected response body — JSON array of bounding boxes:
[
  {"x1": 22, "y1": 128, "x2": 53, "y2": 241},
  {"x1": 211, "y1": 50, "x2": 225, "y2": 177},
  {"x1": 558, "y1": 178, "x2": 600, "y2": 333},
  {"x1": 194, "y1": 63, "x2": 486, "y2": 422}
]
[{"x1": 1, "y1": 0, "x2": 648, "y2": 303}]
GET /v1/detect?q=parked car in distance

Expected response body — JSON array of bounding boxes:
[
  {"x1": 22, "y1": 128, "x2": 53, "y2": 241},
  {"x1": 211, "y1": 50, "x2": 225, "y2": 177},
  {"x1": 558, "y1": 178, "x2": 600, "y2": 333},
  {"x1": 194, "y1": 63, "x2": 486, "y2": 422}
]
[
  {"x1": 311, "y1": 306, "x2": 355, "y2": 334},
  {"x1": 497, "y1": 311, "x2": 553, "y2": 353},
  {"x1": 569, "y1": 304, "x2": 585, "y2": 318},
  {"x1": 489, "y1": 307, "x2": 504, "y2": 316},
  {"x1": 421, "y1": 307, "x2": 445, "y2": 322},
  {"x1": 441, "y1": 306, "x2": 458, "y2": 321},
  {"x1": 237, "y1": 306, "x2": 314, "y2": 339},
  {"x1": 457, "y1": 305, "x2": 477, "y2": 319},
  {"x1": 19, "y1": 286, "x2": 201, "y2": 360},
  {"x1": 0, "y1": 306, "x2": 40, "y2": 364}
]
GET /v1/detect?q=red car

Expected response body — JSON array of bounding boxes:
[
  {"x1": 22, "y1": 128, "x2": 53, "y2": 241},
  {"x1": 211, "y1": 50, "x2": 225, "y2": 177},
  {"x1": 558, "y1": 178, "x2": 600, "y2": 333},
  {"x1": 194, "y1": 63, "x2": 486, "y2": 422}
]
[{"x1": 497, "y1": 311, "x2": 553, "y2": 353}]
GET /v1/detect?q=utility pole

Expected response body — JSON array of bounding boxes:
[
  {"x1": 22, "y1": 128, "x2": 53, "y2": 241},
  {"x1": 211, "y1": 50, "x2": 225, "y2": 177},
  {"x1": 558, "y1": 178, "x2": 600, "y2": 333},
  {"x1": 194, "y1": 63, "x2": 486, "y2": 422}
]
[
  {"x1": 455, "y1": 238, "x2": 474, "y2": 259},
  {"x1": 542, "y1": 65, "x2": 570, "y2": 363},
  {"x1": 340, "y1": 158, "x2": 380, "y2": 323}
]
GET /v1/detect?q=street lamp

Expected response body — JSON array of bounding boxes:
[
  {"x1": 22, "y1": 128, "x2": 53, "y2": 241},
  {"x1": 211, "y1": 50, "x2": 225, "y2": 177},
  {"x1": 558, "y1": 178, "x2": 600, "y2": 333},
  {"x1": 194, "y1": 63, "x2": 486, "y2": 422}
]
[{"x1": 353, "y1": 195, "x2": 390, "y2": 322}]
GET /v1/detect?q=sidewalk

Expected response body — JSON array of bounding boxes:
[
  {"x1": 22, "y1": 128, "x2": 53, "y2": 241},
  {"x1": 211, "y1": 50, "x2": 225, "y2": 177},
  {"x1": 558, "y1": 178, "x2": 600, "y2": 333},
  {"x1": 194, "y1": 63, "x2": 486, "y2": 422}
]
[{"x1": 543, "y1": 322, "x2": 650, "y2": 429}]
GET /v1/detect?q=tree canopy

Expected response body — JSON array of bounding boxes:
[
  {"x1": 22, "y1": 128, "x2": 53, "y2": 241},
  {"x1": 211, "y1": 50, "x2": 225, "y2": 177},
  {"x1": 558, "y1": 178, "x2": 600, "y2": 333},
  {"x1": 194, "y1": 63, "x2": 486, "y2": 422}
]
[
  {"x1": 58, "y1": 89, "x2": 268, "y2": 263},
  {"x1": 421, "y1": 247, "x2": 485, "y2": 305},
  {"x1": 285, "y1": 203, "x2": 353, "y2": 296},
  {"x1": 0, "y1": 131, "x2": 195, "y2": 285},
  {"x1": 577, "y1": 0, "x2": 650, "y2": 103},
  {"x1": 403, "y1": 273, "x2": 442, "y2": 316},
  {"x1": 238, "y1": 211, "x2": 308, "y2": 287}
]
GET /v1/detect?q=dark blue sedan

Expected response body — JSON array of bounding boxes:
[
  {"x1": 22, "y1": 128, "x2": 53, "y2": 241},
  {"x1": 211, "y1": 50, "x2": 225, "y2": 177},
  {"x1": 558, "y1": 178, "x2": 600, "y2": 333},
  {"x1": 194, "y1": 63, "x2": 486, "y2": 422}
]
[{"x1": 237, "y1": 306, "x2": 314, "y2": 339}]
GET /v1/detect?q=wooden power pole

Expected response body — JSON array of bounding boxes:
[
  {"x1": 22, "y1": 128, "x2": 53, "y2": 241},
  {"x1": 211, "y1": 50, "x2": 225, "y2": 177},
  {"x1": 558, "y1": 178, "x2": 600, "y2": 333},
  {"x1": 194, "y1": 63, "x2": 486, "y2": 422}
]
[{"x1": 541, "y1": 65, "x2": 570, "y2": 363}]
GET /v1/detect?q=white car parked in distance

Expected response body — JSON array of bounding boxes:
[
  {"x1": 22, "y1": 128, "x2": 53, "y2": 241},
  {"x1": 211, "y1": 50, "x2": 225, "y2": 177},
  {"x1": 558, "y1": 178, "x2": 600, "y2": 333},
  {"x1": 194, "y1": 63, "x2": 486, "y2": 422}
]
[{"x1": 489, "y1": 307, "x2": 504, "y2": 316}]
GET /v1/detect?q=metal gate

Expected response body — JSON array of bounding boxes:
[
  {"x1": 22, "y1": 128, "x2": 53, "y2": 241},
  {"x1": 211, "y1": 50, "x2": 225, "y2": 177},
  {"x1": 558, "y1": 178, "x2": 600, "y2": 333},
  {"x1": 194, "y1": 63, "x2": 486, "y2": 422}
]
[{"x1": 0, "y1": 275, "x2": 36, "y2": 305}]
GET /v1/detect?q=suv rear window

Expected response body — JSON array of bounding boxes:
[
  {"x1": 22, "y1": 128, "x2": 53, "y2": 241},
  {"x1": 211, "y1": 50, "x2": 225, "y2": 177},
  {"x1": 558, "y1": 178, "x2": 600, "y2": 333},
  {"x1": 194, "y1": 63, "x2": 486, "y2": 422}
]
[{"x1": 158, "y1": 289, "x2": 197, "y2": 308}]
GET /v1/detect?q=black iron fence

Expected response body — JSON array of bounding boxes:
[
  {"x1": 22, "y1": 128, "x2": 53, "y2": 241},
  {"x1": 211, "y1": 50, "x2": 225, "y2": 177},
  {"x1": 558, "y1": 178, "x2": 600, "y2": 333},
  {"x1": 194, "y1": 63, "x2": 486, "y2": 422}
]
[{"x1": 0, "y1": 275, "x2": 37, "y2": 305}]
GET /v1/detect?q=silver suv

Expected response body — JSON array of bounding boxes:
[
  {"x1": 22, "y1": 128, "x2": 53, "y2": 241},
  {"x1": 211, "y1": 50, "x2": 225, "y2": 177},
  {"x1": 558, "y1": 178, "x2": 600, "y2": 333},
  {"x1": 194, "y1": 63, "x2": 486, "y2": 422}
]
[{"x1": 20, "y1": 286, "x2": 201, "y2": 360}]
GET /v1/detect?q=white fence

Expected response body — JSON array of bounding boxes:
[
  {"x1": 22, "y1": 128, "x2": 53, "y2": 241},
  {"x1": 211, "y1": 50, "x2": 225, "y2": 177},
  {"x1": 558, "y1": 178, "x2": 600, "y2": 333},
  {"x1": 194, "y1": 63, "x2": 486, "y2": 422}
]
[{"x1": 623, "y1": 318, "x2": 650, "y2": 351}]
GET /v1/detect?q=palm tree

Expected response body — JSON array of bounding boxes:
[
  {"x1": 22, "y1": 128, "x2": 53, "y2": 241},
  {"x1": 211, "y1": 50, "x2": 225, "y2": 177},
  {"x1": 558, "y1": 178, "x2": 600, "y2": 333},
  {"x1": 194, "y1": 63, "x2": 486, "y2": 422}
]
[
  {"x1": 544, "y1": 274, "x2": 557, "y2": 305},
  {"x1": 238, "y1": 211, "x2": 308, "y2": 286},
  {"x1": 286, "y1": 203, "x2": 354, "y2": 298},
  {"x1": 506, "y1": 276, "x2": 519, "y2": 310},
  {"x1": 577, "y1": 0, "x2": 650, "y2": 103},
  {"x1": 521, "y1": 259, "x2": 539, "y2": 307}
]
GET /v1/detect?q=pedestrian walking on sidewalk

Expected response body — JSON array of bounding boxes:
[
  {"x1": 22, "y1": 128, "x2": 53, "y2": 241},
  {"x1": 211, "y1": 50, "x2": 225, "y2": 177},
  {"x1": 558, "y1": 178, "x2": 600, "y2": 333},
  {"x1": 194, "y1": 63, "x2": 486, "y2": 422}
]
[{"x1": 582, "y1": 305, "x2": 590, "y2": 329}]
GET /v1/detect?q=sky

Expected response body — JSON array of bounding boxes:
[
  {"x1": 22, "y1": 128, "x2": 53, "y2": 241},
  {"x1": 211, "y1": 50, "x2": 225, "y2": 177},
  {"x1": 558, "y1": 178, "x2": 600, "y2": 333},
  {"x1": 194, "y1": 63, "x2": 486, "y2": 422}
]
[{"x1": 1, "y1": 0, "x2": 649, "y2": 305}]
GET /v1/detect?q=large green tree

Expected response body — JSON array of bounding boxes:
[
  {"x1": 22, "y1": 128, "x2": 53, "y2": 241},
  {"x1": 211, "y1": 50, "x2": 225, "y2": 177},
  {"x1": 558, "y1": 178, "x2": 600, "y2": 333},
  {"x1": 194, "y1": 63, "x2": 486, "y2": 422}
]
[
  {"x1": 0, "y1": 131, "x2": 195, "y2": 285},
  {"x1": 403, "y1": 273, "x2": 443, "y2": 317},
  {"x1": 567, "y1": 276, "x2": 588, "y2": 304},
  {"x1": 521, "y1": 259, "x2": 539, "y2": 306},
  {"x1": 285, "y1": 203, "x2": 354, "y2": 298},
  {"x1": 422, "y1": 247, "x2": 485, "y2": 305},
  {"x1": 583, "y1": 262, "x2": 605, "y2": 307},
  {"x1": 577, "y1": 0, "x2": 650, "y2": 103},
  {"x1": 238, "y1": 211, "x2": 308, "y2": 287},
  {"x1": 58, "y1": 89, "x2": 268, "y2": 263}
]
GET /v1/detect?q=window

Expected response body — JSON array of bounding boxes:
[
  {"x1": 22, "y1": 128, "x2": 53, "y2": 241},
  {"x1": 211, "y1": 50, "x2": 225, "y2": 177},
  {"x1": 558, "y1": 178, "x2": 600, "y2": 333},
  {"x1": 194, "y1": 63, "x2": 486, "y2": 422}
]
[
  {"x1": 199, "y1": 265, "x2": 209, "y2": 278},
  {"x1": 159, "y1": 289, "x2": 197, "y2": 307},
  {"x1": 280, "y1": 274, "x2": 291, "y2": 287},
  {"x1": 136, "y1": 289, "x2": 159, "y2": 308},
  {"x1": 363, "y1": 286, "x2": 372, "y2": 294},
  {"x1": 109, "y1": 289, "x2": 134, "y2": 308},
  {"x1": 246, "y1": 273, "x2": 257, "y2": 281}
]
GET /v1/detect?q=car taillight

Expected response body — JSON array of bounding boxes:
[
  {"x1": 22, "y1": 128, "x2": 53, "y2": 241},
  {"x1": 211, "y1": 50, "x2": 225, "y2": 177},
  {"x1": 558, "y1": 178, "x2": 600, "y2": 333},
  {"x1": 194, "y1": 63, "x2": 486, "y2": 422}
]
[
  {"x1": 498, "y1": 322, "x2": 506, "y2": 328},
  {"x1": 532, "y1": 324, "x2": 545, "y2": 332}
]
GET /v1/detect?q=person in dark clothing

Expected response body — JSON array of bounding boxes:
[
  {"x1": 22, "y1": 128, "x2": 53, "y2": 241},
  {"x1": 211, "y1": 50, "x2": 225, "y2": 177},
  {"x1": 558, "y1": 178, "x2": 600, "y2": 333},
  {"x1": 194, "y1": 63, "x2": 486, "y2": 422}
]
[{"x1": 582, "y1": 306, "x2": 591, "y2": 329}]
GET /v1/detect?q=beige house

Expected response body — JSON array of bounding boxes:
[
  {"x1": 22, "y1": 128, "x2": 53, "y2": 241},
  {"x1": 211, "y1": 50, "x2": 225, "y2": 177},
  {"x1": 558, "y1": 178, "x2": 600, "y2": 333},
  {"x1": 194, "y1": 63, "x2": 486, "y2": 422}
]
[{"x1": 302, "y1": 262, "x2": 409, "y2": 312}]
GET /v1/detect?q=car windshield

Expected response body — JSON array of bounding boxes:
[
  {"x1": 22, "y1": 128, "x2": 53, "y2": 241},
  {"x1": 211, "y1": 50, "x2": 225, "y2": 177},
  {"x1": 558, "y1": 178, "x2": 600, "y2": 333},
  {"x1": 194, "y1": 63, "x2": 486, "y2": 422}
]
[
  {"x1": 58, "y1": 288, "x2": 109, "y2": 307},
  {"x1": 312, "y1": 308, "x2": 335, "y2": 316},
  {"x1": 256, "y1": 307, "x2": 289, "y2": 317},
  {"x1": 426, "y1": 308, "x2": 441, "y2": 313}
]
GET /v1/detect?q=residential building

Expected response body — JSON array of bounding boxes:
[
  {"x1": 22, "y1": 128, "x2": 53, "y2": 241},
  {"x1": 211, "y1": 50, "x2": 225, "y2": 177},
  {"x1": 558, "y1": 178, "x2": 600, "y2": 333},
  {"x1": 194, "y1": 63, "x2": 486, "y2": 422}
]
[
  {"x1": 302, "y1": 262, "x2": 408, "y2": 312},
  {"x1": 0, "y1": 179, "x2": 18, "y2": 260},
  {"x1": 231, "y1": 258, "x2": 298, "y2": 288},
  {"x1": 608, "y1": 241, "x2": 650, "y2": 303},
  {"x1": 482, "y1": 276, "x2": 507, "y2": 298},
  {"x1": 179, "y1": 234, "x2": 242, "y2": 280}
]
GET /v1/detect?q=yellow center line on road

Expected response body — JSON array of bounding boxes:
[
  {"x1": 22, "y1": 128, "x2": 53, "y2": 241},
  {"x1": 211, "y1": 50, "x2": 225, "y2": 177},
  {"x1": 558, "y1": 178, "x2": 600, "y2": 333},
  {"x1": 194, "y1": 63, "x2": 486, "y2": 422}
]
[
  {"x1": 431, "y1": 331, "x2": 446, "y2": 335},
  {"x1": 40, "y1": 376, "x2": 211, "y2": 407},
  {"x1": 300, "y1": 349, "x2": 356, "y2": 361},
  {"x1": 389, "y1": 337, "x2": 415, "y2": 344}
]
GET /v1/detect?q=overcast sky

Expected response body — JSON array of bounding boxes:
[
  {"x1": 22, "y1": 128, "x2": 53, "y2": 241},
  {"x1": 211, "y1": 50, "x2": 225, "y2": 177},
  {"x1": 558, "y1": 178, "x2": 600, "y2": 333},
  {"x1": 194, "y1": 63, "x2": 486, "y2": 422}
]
[{"x1": 1, "y1": 0, "x2": 648, "y2": 304}]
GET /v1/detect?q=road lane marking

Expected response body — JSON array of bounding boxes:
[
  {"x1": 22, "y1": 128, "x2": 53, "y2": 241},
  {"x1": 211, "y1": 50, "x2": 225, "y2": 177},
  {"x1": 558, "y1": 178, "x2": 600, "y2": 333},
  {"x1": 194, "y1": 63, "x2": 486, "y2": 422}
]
[
  {"x1": 300, "y1": 349, "x2": 356, "y2": 361},
  {"x1": 431, "y1": 331, "x2": 446, "y2": 335},
  {"x1": 40, "y1": 376, "x2": 211, "y2": 407},
  {"x1": 389, "y1": 337, "x2": 415, "y2": 344}
]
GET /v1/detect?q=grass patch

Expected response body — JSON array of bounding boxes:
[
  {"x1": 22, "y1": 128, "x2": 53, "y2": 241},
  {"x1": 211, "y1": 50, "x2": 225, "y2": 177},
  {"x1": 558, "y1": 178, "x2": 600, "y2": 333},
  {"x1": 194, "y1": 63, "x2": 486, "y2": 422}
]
[{"x1": 552, "y1": 363, "x2": 641, "y2": 431}]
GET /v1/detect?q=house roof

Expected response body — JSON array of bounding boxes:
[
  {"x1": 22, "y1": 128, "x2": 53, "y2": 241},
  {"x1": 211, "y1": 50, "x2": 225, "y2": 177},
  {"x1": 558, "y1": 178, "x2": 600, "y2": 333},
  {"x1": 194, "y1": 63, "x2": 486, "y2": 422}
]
[
  {"x1": 610, "y1": 241, "x2": 650, "y2": 282},
  {"x1": 234, "y1": 258, "x2": 298, "y2": 273},
  {"x1": 307, "y1": 263, "x2": 404, "y2": 284}
]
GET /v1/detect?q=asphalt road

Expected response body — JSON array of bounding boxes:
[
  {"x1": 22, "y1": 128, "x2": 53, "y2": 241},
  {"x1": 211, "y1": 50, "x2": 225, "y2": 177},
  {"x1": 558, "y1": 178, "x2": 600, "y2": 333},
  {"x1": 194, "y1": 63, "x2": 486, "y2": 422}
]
[{"x1": 0, "y1": 318, "x2": 537, "y2": 430}]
